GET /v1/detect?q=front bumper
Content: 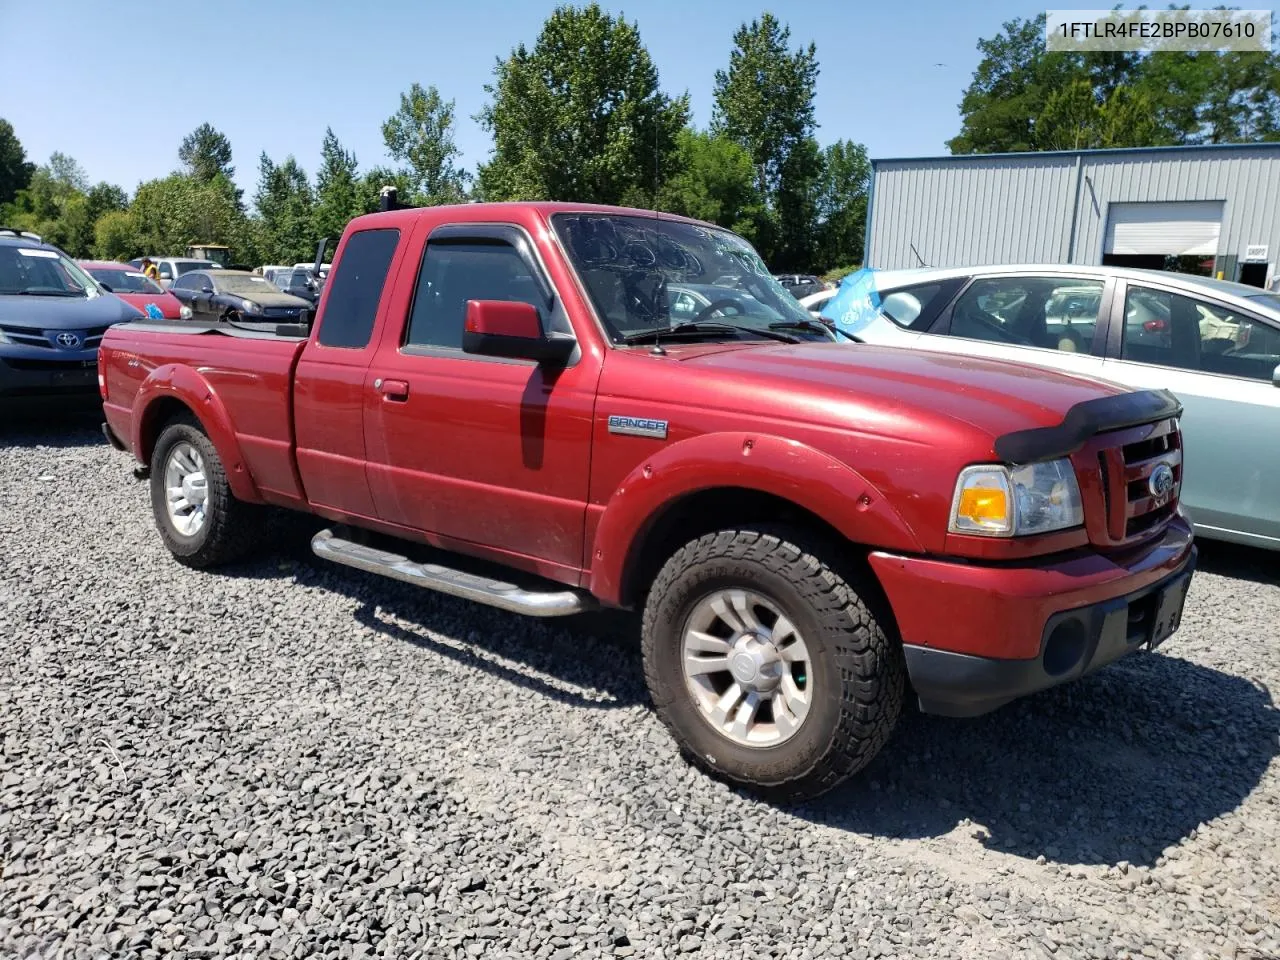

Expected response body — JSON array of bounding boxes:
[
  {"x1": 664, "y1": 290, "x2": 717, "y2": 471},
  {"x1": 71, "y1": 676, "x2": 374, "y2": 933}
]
[
  {"x1": 0, "y1": 355, "x2": 98, "y2": 397},
  {"x1": 868, "y1": 517, "x2": 1196, "y2": 717}
]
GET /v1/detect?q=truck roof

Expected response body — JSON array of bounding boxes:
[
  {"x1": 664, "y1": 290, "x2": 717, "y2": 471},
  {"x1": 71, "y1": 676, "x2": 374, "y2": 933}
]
[{"x1": 344, "y1": 200, "x2": 718, "y2": 233}]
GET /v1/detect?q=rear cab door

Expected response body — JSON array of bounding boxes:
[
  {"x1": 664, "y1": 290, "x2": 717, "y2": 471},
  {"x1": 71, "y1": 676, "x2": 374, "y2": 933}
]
[
  {"x1": 293, "y1": 220, "x2": 410, "y2": 521},
  {"x1": 360, "y1": 209, "x2": 604, "y2": 583},
  {"x1": 1098, "y1": 276, "x2": 1280, "y2": 547}
]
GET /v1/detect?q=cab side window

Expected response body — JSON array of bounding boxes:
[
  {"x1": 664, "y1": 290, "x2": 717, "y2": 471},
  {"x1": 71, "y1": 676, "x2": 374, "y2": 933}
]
[
  {"x1": 316, "y1": 228, "x2": 400, "y2": 349},
  {"x1": 405, "y1": 239, "x2": 545, "y2": 350},
  {"x1": 1121, "y1": 285, "x2": 1280, "y2": 382}
]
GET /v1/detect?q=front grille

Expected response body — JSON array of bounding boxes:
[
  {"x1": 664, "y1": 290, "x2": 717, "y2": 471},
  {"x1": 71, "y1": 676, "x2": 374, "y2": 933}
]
[
  {"x1": 262, "y1": 307, "x2": 301, "y2": 318},
  {"x1": 1076, "y1": 418, "x2": 1182, "y2": 547},
  {"x1": 2, "y1": 358, "x2": 95, "y2": 371},
  {"x1": 0, "y1": 325, "x2": 51, "y2": 348},
  {"x1": 0, "y1": 324, "x2": 112, "y2": 350}
]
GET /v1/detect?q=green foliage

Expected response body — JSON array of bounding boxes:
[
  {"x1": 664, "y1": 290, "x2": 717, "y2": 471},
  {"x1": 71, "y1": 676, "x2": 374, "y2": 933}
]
[
  {"x1": 656, "y1": 128, "x2": 765, "y2": 239},
  {"x1": 179, "y1": 123, "x2": 235, "y2": 183},
  {"x1": 356, "y1": 166, "x2": 413, "y2": 216},
  {"x1": 822, "y1": 264, "x2": 860, "y2": 284},
  {"x1": 2, "y1": 152, "x2": 97, "y2": 254},
  {"x1": 951, "y1": 14, "x2": 1280, "y2": 153},
  {"x1": 93, "y1": 210, "x2": 141, "y2": 260},
  {"x1": 255, "y1": 153, "x2": 315, "y2": 264},
  {"x1": 131, "y1": 173, "x2": 251, "y2": 260},
  {"x1": 712, "y1": 13, "x2": 818, "y2": 197},
  {"x1": 477, "y1": 3, "x2": 689, "y2": 204},
  {"x1": 813, "y1": 140, "x2": 870, "y2": 272},
  {"x1": 711, "y1": 13, "x2": 823, "y2": 269},
  {"x1": 0, "y1": 119, "x2": 34, "y2": 207},
  {"x1": 313, "y1": 128, "x2": 362, "y2": 246},
  {"x1": 382, "y1": 83, "x2": 469, "y2": 205}
]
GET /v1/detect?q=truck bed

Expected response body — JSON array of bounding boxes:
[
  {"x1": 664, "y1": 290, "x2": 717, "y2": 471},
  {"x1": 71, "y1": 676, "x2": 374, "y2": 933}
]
[{"x1": 100, "y1": 319, "x2": 310, "y2": 506}]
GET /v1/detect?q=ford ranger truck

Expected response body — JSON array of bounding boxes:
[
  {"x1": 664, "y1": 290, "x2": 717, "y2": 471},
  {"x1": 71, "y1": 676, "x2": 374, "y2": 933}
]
[{"x1": 98, "y1": 203, "x2": 1197, "y2": 802}]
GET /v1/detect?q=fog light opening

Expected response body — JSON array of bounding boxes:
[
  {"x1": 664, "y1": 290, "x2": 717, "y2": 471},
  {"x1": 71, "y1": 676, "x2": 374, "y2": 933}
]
[{"x1": 1043, "y1": 618, "x2": 1088, "y2": 677}]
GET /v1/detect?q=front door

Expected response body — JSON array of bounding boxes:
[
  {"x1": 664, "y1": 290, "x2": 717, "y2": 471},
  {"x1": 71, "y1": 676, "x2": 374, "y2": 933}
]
[
  {"x1": 1101, "y1": 280, "x2": 1280, "y2": 548},
  {"x1": 363, "y1": 224, "x2": 599, "y2": 581}
]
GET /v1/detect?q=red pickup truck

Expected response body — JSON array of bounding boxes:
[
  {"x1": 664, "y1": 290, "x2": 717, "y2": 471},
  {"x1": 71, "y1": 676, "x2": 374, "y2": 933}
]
[{"x1": 99, "y1": 202, "x2": 1196, "y2": 801}]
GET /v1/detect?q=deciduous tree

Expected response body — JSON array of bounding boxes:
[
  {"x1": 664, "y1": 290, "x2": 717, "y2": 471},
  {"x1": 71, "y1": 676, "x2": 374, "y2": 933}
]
[
  {"x1": 382, "y1": 83, "x2": 469, "y2": 205},
  {"x1": 477, "y1": 3, "x2": 688, "y2": 205}
]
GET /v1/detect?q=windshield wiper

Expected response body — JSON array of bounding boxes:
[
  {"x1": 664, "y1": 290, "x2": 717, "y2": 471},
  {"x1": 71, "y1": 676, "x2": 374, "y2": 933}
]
[
  {"x1": 17, "y1": 289, "x2": 84, "y2": 297},
  {"x1": 769, "y1": 319, "x2": 859, "y2": 342},
  {"x1": 618, "y1": 321, "x2": 801, "y2": 345}
]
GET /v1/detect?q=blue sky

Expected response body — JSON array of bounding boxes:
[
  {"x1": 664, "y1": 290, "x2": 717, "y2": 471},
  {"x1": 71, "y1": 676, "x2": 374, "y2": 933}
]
[{"x1": 3, "y1": 0, "x2": 1049, "y2": 196}]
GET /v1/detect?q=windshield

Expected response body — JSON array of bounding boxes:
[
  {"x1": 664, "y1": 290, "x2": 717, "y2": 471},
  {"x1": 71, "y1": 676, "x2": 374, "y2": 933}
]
[
  {"x1": 89, "y1": 268, "x2": 164, "y2": 294},
  {"x1": 552, "y1": 213, "x2": 815, "y2": 341},
  {"x1": 216, "y1": 274, "x2": 282, "y2": 296},
  {"x1": 175, "y1": 261, "x2": 216, "y2": 276},
  {"x1": 0, "y1": 245, "x2": 100, "y2": 298}
]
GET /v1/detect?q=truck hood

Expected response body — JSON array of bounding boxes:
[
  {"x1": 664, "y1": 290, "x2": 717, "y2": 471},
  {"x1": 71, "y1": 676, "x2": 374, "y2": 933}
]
[
  {"x1": 0, "y1": 292, "x2": 143, "y2": 330},
  {"x1": 680, "y1": 341, "x2": 1129, "y2": 440}
]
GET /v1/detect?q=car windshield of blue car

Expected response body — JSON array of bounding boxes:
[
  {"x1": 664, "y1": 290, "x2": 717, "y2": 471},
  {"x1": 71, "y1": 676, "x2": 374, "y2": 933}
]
[
  {"x1": 552, "y1": 213, "x2": 817, "y2": 342},
  {"x1": 0, "y1": 246, "x2": 99, "y2": 297}
]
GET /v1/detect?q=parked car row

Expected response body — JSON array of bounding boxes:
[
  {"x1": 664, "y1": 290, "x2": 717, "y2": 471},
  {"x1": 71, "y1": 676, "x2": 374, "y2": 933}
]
[{"x1": 805, "y1": 264, "x2": 1280, "y2": 551}]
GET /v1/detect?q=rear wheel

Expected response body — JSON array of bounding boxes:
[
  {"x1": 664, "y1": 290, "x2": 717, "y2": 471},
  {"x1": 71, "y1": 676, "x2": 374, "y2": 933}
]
[
  {"x1": 149, "y1": 414, "x2": 263, "y2": 568},
  {"x1": 642, "y1": 526, "x2": 904, "y2": 802}
]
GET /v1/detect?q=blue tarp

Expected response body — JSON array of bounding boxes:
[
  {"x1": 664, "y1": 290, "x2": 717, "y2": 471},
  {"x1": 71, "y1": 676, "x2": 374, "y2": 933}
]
[{"x1": 818, "y1": 268, "x2": 881, "y2": 336}]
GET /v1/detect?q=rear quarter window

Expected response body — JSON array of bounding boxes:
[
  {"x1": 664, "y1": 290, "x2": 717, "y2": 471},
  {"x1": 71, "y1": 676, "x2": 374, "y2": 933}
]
[{"x1": 316, "y1": 228, "x2": 401, "y2": 349}]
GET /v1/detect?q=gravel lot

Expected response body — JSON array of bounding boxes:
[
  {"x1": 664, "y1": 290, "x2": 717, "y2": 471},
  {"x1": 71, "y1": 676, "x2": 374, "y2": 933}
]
[{"x1": 2, "y1": 407, "x2": 1278, "y2": 960}]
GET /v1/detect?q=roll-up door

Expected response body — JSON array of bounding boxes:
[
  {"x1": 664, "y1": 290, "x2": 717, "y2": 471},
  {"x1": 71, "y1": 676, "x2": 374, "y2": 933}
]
[{"x1": 1104, "y1": 201, "x2": 1223, "y2": 256}]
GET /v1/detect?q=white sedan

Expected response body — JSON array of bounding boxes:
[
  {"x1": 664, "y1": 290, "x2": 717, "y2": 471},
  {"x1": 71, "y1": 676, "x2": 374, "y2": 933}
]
[{"x1": 812, "y1": 264, "x2": 1280, "y2": 551}]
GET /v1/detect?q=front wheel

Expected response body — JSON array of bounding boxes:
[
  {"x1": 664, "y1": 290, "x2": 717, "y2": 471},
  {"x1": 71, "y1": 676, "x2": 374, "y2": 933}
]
[{"x1": 641, "y1": 527, "x2": 904, "y2": 802}]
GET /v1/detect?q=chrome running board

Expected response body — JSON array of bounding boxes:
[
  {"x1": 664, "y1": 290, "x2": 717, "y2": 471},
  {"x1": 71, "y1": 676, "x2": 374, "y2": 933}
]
[{"x1": 311, "y1": 528, "x2": 594, "y2": 617}]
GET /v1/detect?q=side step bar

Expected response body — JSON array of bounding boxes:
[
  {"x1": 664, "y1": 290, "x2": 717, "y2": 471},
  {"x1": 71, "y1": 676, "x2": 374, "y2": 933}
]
[{"x1": 311, "y1": 528, "x2": 595, "y2": 618}]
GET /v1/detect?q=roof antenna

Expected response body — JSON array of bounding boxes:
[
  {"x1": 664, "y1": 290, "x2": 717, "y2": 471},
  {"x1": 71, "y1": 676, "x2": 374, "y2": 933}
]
[
  {"x1": 910, "y1": 241, "x2": 929, "y2": 268},
  {"x1": 650, "y1": 119, "x2": 667, "y2": 356}
]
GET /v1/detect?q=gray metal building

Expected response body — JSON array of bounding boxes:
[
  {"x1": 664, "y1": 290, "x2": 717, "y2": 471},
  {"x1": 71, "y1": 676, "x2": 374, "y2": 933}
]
[{"x1": 864, "y1": 142, "x2": 1280, "y2": 289}]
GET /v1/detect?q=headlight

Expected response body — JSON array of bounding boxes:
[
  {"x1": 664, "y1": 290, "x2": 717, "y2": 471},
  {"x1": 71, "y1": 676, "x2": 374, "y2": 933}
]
[
  {"x1": 949, "y1": 459, "x2": 1083, "y2": 537},
  {"x1": 241, "y1": 299, "x2": 258, "y2": 313},
  {"x1": 180, "y1": 305, "x2": 193, "y2": 320},
  {"x1": 0, "y1": 329, "x2": 8, "y2": 344}
]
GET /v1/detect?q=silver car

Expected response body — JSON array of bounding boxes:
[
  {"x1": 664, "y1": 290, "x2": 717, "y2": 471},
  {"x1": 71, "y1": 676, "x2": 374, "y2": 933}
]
[{"x1": 809, "y1": 265, "x2": 1280, "y2": 551}]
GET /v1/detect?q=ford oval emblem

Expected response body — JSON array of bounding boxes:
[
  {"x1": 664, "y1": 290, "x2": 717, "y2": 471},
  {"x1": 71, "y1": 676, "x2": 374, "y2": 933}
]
[{"x1": 1148, "y1": 462, "x2": 1175, "y2": 503}]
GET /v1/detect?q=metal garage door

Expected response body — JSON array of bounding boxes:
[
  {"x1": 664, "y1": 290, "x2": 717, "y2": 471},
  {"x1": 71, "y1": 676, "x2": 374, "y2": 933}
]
[{"x1": 1104, "y1": 201, "x2": 1223, "y2": 256}]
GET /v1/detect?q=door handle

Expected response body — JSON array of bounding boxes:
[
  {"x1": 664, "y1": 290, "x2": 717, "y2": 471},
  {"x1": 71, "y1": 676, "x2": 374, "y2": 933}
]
[{"x1": 375, "y1": 377, "x2": 410, "y2": 401}]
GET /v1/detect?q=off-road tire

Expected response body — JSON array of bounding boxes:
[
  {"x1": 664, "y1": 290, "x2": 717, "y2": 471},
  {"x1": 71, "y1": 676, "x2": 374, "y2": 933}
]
[
  {"x1": 149, "y1": 414, "x2": 263, "y2": 568},
  {"x1": 641, "y1": 526, "x2": 904, "y2": 802}
]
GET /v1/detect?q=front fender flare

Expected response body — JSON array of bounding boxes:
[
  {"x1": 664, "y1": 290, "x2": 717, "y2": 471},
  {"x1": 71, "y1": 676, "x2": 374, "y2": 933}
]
[
  {"x1": 131, "y1": 363, "x2": 262, "y2": 503},
  {"x1": 588, "y1": 431, "x2": 924, "y2": 605}
]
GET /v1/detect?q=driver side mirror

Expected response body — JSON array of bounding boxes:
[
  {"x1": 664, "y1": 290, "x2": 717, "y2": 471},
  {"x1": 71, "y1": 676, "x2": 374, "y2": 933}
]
[
  {"x1": 462, "y1": 300, "x2": 574, "y2": 364},
  {"x1": 201, "y1": 285, "x2": 213, "y2": 295}
]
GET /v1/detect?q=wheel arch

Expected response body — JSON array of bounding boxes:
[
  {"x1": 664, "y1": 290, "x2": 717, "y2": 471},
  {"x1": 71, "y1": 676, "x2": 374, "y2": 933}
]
[
  {"x1": 132, "y1": 364, "x2": 262, "y2": 503},
  {"x1": 589, "y1": 432, "x2": 924, "y2": 608}
]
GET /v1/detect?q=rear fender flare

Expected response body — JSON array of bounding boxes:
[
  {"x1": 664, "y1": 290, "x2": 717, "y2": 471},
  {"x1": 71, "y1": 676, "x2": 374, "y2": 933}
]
[
  {"x1": 131, "y1": 364, "x2": 262, "y2": 503},
  {"x1": 588, "y1": 432, "x2": 924, "y2": 605}
]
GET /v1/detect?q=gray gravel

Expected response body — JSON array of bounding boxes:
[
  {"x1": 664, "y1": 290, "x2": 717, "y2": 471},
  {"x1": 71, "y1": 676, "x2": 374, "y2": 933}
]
[{"x1": 2, "y1": 407, "x2": 1278, "y2": 960}]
